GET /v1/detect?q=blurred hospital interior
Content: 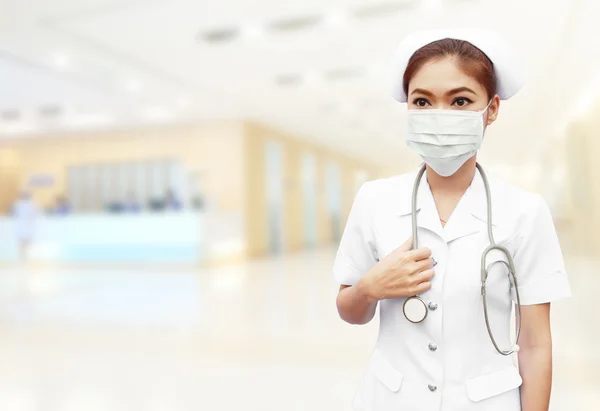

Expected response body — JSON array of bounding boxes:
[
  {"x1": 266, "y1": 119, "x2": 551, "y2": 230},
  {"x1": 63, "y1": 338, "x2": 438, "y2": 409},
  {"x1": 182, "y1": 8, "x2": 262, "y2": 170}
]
[{"x1": 0, "y1": 0, "x2": 599, "y2": 410}]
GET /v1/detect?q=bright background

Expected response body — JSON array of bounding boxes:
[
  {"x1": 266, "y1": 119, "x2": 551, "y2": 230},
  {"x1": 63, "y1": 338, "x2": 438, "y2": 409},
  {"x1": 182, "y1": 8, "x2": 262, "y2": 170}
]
[{"x1": 0, "y1": 0, "x2": 599, "y2": 410}]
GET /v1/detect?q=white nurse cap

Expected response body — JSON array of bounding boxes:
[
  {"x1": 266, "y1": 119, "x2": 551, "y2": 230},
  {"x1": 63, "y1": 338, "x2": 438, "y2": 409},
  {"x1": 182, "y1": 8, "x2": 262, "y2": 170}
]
[{"x1": 391, "y1": 29, "x2": 526, "y2": 103}]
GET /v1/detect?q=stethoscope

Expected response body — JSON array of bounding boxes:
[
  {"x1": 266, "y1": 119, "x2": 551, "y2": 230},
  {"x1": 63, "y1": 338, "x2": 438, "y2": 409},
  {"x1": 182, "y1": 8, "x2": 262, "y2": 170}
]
[{"x1": 402, "y1": 163, "x2": 522, "y2": 356}]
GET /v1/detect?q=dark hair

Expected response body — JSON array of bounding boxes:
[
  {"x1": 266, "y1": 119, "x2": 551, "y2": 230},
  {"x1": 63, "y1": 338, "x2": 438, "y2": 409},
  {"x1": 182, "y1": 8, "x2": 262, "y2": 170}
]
[{"x1": 403, "y1": 38, "x2": 497, "y2": 99}]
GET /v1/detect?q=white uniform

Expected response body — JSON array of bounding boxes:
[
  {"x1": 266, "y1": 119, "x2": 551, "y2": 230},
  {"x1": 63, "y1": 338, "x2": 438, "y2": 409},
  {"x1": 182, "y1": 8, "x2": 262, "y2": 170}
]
[
  {"x1": 13, "y1": 199, "x2": 37, "y2": 241},
  {"x1": 333, "y1": 166, "x2": 571, "y2": 411}
]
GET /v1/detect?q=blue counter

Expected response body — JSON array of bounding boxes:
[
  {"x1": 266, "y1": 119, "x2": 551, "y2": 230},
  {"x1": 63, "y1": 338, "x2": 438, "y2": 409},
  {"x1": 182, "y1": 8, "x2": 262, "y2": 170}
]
[{"x1": 0, "y1": 212, "x2": 206, "y2": 263}]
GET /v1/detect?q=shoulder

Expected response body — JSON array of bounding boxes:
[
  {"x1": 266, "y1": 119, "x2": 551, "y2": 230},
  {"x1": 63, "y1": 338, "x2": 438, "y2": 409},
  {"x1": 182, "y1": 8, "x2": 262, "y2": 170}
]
[
  {"x1": 360, "y1": 171, "x2": 417, "y2": 201},
  {"x1": 487, "y1": 173, "x2": 548, "y2": 223},
  {"x1": 355, "y1": 171, "x2": 418, "y2": 219}
]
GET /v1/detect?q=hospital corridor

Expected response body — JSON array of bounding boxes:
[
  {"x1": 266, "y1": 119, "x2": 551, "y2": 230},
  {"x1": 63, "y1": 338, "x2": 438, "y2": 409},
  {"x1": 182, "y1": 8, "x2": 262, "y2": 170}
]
[{"x1": 1, "y1": 0, "x2": 600, "y2": 410}]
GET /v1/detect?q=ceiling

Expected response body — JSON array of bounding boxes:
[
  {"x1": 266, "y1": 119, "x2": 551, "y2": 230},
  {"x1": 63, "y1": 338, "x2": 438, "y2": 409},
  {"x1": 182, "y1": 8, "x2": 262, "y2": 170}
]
[{"x1": 0, "y1": 0, "x2": 599, "y2": 170}]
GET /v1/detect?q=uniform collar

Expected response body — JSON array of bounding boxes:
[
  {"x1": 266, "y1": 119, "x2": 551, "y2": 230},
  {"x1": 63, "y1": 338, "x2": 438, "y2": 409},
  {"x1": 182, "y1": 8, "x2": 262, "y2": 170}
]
[{"x1": 395, "y1": 164, "x2": 505, "y2": 243}]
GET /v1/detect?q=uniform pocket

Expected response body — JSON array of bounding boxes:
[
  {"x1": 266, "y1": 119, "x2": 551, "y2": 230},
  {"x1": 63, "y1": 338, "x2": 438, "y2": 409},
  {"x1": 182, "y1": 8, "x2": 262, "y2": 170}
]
[
  {"x1": 369, "y1": 349, "x2": 404, "y2": 392},
  {"x1": 353, "y1": 349, "x2": 404, "y2": 410},
  {"x1": 465, "y1": 365, "x2": 522, "y2": 402}
]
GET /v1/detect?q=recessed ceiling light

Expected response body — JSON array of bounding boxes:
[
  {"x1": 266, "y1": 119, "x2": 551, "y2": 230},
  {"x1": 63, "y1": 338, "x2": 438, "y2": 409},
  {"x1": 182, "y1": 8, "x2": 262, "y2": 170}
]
[
  {"x1": 38, "y1": 105, "x2": 63, "y2": 118},
  {"x1": 1, "y1": 110, "x2": 20, "y2": 121},
  {"x1": 268, "y1": 15, "x2": 322, "y2": 33},
  {"x1": 275, "y1": 74, "x2": 303, "y2": 86},
  {"x1": 201, "y1": 28, "x2": 240, "y2": 44},
  {"x1": 325, "y1": 67, "x2": 364, "y2": 80},
  {"x1": 353, "y1": 1, "x2": 417, "y2": 19}
]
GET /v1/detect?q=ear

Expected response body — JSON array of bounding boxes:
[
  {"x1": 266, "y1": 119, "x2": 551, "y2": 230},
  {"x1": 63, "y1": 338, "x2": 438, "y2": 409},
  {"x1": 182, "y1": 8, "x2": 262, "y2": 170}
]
[{"x1": 486, "y1": 95, "x2": 501, "y2": 126}]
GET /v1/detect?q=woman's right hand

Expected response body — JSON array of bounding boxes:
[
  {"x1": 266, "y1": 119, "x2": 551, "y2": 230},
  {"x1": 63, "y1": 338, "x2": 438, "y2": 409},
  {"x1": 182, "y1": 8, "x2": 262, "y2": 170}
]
[{"x1": 358, "y1": 237, "x2": 435, "y2": 301}]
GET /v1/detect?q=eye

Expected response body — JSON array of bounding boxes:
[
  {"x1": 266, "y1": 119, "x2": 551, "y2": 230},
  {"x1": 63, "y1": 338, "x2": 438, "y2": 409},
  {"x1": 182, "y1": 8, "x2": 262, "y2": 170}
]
[
  {"x1": 413, "y1": 98, "x2": 431, "y2": 108},
  {"x1": 452, "y1": 97, "x2": 472, "y2": 108}
]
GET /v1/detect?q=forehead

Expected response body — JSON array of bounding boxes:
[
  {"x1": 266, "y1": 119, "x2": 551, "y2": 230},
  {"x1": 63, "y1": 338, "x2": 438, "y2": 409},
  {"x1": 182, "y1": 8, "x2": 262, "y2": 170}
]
[{"x1": 408, "y1": 57, "x2": 486, "y2": 95}]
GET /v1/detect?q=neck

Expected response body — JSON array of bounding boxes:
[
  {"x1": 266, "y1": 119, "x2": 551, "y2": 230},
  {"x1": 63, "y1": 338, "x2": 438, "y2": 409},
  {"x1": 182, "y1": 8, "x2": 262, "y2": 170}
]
[{"x1": 426, "y1": 156, "x2": 477, "y2": 194}]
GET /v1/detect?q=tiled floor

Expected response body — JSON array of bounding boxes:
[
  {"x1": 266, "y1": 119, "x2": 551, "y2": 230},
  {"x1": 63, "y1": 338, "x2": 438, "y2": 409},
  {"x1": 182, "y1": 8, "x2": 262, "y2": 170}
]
[{"x1": 0, "y1": 248, "x2": 597, "y2": 410}]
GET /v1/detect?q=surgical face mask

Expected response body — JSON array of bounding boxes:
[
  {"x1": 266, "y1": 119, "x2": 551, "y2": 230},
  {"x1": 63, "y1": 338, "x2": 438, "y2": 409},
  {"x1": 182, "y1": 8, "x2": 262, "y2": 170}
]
[{"x1": 405, "y1": 101, "x2": 492, "y2": 177}]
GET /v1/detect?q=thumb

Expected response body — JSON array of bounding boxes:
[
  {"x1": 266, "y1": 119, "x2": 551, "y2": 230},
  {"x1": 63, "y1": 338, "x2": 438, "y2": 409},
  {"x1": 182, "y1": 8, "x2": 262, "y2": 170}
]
[{"x1": 399, "y1": 236, "x2": 413, "y2": 252}]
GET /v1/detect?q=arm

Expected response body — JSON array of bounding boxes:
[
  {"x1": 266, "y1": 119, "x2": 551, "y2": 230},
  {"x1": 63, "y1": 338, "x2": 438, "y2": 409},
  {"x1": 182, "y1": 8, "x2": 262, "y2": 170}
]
[
  {"x1": 336, "y1": 282, "x2": 378, "y2": 325},
  {"x1": 518, "y1": 303, "x2": 552, "y2": 411}
]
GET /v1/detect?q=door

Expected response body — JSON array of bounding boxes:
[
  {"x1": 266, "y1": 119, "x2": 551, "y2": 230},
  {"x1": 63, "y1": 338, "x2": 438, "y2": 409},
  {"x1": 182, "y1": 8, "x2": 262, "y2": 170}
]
[
  {"x1": 325, "y1": 162, "x2": 342, "y2": 243},
  {"x1": 265, "y1": 140, "x2": 285, "y2": 254},
  {"x1": 301, "y1": 153, "x2": 317, "y2": 248}
]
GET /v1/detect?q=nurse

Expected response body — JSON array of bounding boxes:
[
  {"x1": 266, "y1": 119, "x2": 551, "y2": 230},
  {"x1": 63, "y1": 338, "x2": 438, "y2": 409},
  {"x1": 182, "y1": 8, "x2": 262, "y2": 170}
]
[
  {"x1": 334, "y1": 29, "x2": 571, "y2": 411},
  {"x1": 12, "y1": 189, "x2": 37, "y2": 262}
]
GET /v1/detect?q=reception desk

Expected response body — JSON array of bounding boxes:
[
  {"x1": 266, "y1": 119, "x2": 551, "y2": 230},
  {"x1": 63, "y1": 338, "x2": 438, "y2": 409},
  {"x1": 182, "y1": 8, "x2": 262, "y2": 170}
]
[{"x1": 0, "y1": 211, "x2": 244, "y2": 264}]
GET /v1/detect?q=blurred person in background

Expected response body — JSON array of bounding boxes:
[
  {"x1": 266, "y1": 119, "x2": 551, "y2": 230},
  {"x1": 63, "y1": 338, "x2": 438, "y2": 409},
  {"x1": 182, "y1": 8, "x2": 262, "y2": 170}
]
[
  {"x1": 12, "y1": 189, "x2": 37, "y2": 263},
  {"x1": 334, "y1": 30, "x2": 571, "y2": 411},
  {"x1": 190, "y1": 194, "x2": 205, "y2": 210},
  {"x1": 189, "y1": 186, "x2": 206, "y2": 210},
  {"x1": 122, "y1": 191, "x2": 142, "y2": 213},
  {"x1": 163, "y1": 189, "x2": 183, "y2": 211},
  {"x1": 53, "y1": 194, "x2": 72, "y2": 215}
]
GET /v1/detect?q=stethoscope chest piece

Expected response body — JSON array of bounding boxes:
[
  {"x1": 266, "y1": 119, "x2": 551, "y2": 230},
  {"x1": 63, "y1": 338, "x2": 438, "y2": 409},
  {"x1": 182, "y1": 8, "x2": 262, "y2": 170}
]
[{"x1": 403, "y1": 296, "x2": 428, "y2": 323}]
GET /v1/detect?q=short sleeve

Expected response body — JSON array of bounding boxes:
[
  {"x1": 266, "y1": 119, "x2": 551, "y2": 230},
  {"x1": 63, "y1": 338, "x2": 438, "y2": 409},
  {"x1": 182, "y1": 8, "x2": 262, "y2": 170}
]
[
  {"x1": 511, "y1": 195, "x2": 571, "y2": 305},
  {"x1": 333, "y1": 182, "x2": 379, "y2": 285}
]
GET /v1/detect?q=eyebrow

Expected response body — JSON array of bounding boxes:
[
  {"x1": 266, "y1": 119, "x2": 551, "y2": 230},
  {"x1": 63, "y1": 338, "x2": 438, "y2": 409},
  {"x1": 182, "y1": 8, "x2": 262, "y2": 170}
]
[
  {"x1": 446, "y1": 87, "x2": 477, "y2": 96},
  {"x1": 410, "y1": 87, "x2": 478, "y2": 97},
  {"x1": 411, "y1": 88, "x2": 435, "y2": 97}
]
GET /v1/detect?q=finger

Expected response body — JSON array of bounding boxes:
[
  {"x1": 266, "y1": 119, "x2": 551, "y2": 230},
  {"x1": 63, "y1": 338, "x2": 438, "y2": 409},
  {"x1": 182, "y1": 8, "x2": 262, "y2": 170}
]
[
  {"x1": 412, "y1": 280, "x2": 432, "y2": 295},
  {"x1": 413, "y1": 268, "x2": 435, "y2": 283},
  {"x1": 407, "y1": 247, "x2": 432, "y2": 261},
  {"x1": 390, "y1": 237, "x2": 414, "y2": 256},
  {"x1": 403, "y1": 260, "x2": 431, "y2": 276},
  {"x1": 412, "y1": 258, "x2": 435, "y2": 273},
  {"x1": 398, "y1": 236, "x2": 413, "y2": 252}
]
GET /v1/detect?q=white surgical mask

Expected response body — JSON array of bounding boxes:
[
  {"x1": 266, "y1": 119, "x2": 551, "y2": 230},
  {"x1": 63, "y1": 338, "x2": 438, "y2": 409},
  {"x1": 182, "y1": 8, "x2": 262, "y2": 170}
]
[{"x1": 405, "y1": 101, "x2": 492, "y2": 176}]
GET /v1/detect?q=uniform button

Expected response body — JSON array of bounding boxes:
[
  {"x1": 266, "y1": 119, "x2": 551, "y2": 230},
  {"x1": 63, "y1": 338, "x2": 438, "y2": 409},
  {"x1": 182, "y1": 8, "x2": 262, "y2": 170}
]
[
  {"x1": 428, "y1": 301, "x2": 438, "y2": 311},
  {"x1": 428, "y1": 384, "x2": 437, "y2": 392},
  {"x1": 428, "y1": 342, "x2": 438, "y2": 352}
]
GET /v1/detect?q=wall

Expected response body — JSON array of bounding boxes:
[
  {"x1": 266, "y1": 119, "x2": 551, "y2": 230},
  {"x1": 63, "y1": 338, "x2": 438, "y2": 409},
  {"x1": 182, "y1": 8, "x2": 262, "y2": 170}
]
[
  {"x1": 563, "y1": 116, "x2": 599, "y2": 255},
  {"x1": 0, "y1": 149, "x2": 21, "y2": 213},
  {"x1": 243, "y1": 122, "x2": 389, "y2": 258},
  {"x1": 0, "y1": 122, "x2": 245, "y2": 213}
]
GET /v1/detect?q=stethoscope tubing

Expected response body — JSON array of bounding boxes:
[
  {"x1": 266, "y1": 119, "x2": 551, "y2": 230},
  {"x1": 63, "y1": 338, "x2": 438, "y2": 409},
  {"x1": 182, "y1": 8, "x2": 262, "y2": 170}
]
[{"x1": 408, "y1": 162, "x2": 521, "y2": 356}]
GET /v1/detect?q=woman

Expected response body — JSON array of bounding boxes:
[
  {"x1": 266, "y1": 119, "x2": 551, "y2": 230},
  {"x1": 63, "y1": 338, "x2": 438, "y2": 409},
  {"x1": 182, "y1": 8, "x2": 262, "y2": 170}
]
[
  {"x1": 334, "y1": 29, "x2": 571, "y2": 411},
  {"x1": 13, "y1": 189, "x2": 37, "y2": 263}
]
